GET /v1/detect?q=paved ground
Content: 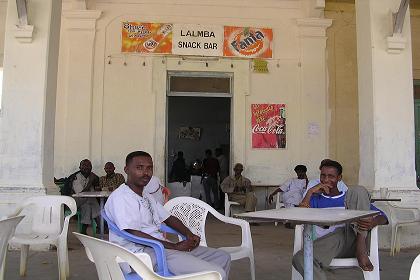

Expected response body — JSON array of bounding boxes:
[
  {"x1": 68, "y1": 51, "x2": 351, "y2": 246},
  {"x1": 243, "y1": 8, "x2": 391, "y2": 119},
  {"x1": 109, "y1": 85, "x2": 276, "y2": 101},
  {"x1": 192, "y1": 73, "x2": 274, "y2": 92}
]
[{"x1": 4, "y1": 217, "x2": 419, "y2": 280}]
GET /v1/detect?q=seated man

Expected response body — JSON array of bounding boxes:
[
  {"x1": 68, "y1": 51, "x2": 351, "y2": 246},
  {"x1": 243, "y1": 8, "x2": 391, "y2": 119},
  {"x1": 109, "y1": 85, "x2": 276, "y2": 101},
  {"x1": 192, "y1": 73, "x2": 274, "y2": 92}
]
[
  {"x1": 268, "y1": 164, "x2": 308, "y2": 208},
  {"x1": 105, "y1": 151, "x2": 231, "y2": 279},
  {"x1": 99, "y1": 162, "x2": 125, "y2": 191},
  {"x1": 221, "y1": 163, "x2": 257, "y2": 212},
  {"x1": 63, "y1": 159, "x2": 100, "y2": 235},
  {"x1": 293, "y1": 160, "x2": 388, "y2": 280},
  {"x1": 303, "y1": 159, "x2": 348, "y2": 198}
]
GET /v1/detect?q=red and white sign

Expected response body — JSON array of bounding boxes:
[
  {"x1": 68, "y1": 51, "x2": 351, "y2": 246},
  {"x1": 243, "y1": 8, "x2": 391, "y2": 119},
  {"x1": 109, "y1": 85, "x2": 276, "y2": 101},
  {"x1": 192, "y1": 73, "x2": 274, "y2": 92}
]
[{"x1": 251, "y1": 104, "x2": 286, "y2": 149}]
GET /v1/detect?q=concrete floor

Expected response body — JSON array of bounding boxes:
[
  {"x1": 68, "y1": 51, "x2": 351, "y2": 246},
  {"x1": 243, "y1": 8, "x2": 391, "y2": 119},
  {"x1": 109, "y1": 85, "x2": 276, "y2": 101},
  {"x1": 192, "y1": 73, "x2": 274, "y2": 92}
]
[{"x1": 4, "y1": 217, "x2": 419, "y2": 280}]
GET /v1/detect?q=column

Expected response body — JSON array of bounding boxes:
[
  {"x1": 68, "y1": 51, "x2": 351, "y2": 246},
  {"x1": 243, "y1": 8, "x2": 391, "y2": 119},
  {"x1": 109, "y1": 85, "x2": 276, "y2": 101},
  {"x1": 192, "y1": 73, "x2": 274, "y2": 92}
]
[
  {"x1": 0, "y1": 0, "x2": 62, "y2": 216},
  {"x1": 297, "y1": 18, "x2": 332, "y2": 176},
  {"x1": 356, "y1": 0, "x2": 417, "y2": 190},
  {"x1": 54, "y1": 9, "x2": 101, "y2": 177}
]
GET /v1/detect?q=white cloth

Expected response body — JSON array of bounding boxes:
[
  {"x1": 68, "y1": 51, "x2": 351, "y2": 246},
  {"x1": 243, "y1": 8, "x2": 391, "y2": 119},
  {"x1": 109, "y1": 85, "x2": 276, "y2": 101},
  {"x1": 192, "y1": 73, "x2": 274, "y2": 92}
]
[
  {"x1": 73, "y1": 173, "x2": 88, "y2": 194},
  {"x1": 279, "y1": 178, "x2": 307, "y2": 207},
  {"x1": 302, "y1": 178, "x2": 348, "y2": 198},
  {"x1": 104, "y1": 184, "x2": 170, "y2": 253},
  {"x1": 144, "y1": 176, "x2": 164, "y2": 205}
]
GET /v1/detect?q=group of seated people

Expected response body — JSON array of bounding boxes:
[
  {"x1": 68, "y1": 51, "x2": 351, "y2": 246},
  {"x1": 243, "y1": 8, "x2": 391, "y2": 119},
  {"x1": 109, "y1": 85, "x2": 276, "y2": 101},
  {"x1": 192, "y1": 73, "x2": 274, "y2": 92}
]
[{"x1": 61, "y1": 152, "x2": 388, "y2": 280}]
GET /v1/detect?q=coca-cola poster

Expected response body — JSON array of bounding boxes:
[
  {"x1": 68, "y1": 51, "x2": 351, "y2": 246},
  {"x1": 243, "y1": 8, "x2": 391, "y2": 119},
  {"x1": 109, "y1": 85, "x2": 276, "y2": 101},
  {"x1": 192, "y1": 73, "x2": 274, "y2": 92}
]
[{"x1": 251, "y1": 104, "x2": 286, "y2": 149}]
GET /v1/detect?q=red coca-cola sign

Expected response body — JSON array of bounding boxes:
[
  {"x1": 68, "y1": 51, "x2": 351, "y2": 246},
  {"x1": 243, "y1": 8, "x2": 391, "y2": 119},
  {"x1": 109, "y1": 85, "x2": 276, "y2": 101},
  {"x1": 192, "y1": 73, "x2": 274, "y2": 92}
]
[{"x1": 251, "y1": 104, "x2": 286, "y2": 149}]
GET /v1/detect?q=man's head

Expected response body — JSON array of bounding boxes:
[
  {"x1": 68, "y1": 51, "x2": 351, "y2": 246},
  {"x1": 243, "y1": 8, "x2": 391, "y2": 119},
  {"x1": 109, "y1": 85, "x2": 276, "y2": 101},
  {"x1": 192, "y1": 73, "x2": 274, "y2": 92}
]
[
  {"x1": 79, "y1": 159, "x2": 92, "y2": 177},
  {"x1": 319, "y1": 160, "x2": 342, "y2": 190},
  {"x1": 177, "y1": 151, "x2": 184, "y2": 159},
  {"x1": 205, "y1": 149, "x2": 212, "y2": 158},
  {"x1": 233, "y1": 163, "x2": 244, "y2": 177},
  {"x1": 124, "y1": 151, "x2": 153, "y2": 188},
  {"x1": 104, "y1": 162, "x2": 115, "y2": 176},
  {"x1": 294, "y1": 165, "x2": 307, "y2": 179}
]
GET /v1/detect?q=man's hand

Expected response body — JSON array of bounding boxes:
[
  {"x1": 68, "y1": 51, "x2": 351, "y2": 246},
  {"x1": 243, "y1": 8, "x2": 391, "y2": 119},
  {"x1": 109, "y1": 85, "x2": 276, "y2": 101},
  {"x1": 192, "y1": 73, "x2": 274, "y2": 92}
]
[
  {"x1": 174, "y1": 239, "x2": 197, "y2": 252},
  {"x1": 310, "y1": 184, "x2": 330, "y2": 195},
  {"x1": 186, "y1": 233, "x2": 200, "y2": 248},
  {"x1": 357, "y1": 216, "x2": 377, "y2": 231}
]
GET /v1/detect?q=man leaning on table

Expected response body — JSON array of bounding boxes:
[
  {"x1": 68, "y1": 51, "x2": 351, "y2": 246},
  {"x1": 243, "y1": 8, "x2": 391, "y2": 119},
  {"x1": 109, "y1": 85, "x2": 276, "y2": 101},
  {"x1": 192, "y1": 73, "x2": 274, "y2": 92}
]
[
  {"x1": 105, "y1": 151, "x2": 231, "y2": 279},
  {"x1": 292, "y1": 159, "x2": 388, "y2": 280}
]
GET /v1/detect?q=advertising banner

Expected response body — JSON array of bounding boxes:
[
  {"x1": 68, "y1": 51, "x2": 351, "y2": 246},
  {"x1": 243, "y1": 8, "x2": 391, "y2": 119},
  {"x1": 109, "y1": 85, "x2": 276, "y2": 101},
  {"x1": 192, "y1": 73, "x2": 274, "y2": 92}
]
[
  {"x1": 223, "y1": 26, "x2": 273, "y2": 58},
  {"x1": 251, "y1": 104, "x2": 286, "y2": 149},
  {"x1": 121, "y1": 22, "x2": 173, "y2": 53},
  {"x1": 172, "y1": 24, "x2": 224, "y2": 56}
]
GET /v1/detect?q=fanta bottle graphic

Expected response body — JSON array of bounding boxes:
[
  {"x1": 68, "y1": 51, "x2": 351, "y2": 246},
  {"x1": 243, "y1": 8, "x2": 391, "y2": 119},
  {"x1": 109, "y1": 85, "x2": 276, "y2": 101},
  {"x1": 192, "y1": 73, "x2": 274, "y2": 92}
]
[{"x1": 142, "y1": 24, "x2": 172, "y2": 52}]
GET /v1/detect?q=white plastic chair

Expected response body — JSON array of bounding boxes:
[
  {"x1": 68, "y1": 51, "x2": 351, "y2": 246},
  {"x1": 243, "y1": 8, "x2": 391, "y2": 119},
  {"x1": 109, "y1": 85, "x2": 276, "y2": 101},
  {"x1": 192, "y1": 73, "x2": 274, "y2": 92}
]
[
  {"x1": 274, "y1": 192, "x2": 285, "y2": 226},
  {"x1": 73, "y1": 232, "x2": 222, "y2": 280},
  {"x1": 291, "y1": 225, "x2": 379, "y2": 280},
  {"x1": 8, "y1": 195, "x2": 77, "y2": 280},
  {"x1": 409, "y1": 253, "x2": 420, "y2": 280},
  {"x1": 224, "y1": 193, "x2": 240, "y2": 217},
  {"x1": 380, "y1": 192, "x2": 420, "y2": 256},
  {"x1": 0, "y1": 216, "x2": 24, "y2": 280},
  {"x1": 165, "y1": 196, "x2": 255, "y2": 280}
]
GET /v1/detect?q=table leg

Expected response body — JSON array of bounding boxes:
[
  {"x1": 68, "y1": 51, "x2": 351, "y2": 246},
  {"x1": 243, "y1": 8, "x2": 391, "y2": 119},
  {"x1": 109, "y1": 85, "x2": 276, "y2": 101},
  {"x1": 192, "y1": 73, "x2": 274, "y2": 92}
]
[
  {"x1": 100, "y1": 197, "x2": 104, "y2": 239},
  {"x1": 303, "y1": 224, "x2": 313, "y2": 280}
]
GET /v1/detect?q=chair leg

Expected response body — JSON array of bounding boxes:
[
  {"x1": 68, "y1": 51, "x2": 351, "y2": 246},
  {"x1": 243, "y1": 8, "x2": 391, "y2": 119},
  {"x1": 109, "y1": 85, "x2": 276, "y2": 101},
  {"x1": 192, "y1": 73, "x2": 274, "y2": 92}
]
[
  {"x1": 249, "y1": 254, "x2": 256, "y2": 280},
  {"x1": 0, "y1": 251, "x2": 6, "y2": 280},
  {"x1": 396, "y1": 226, "x2": 401, "y2": 254},
  {"x1": 275, "y1": 222, "x2": 278, "y2": 227},
  {"x1": 57, "y1": 243, "x2": 67, "y2": 280},
  {"x1": 19, "y1": 244, "x2": 29, "y2": 276},
  {"x1": 390, "y1": 225, "x2": 397, "y2": 256},
  {"x1": 225, "y1": 206, "x2": 230, "y2": 217}
]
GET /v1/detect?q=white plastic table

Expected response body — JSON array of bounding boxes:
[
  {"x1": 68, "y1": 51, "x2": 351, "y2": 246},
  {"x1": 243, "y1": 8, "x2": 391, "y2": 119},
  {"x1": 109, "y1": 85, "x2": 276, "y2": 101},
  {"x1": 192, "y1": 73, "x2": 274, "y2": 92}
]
[
  {"x1": 236, "y1": 208, "x2": 378, "y2": 280},
  {"x1": 72, "y1": 191, "x2": 110, "y2": 239}
]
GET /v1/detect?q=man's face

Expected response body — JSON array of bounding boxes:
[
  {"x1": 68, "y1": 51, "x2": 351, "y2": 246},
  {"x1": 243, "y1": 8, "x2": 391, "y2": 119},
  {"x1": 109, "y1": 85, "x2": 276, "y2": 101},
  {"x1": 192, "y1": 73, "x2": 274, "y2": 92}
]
[
  {"x1": 104, "y1": 163, "x2": 115, "y2": 176},
  {"x1": 234, "y1": 165, "x2": 243, "y2": 176},
  {"x1": 320, "y1": 166, "x2": 341, "y2": 190},
  {"x1": 124, "y1": 156, "x2": 153, "y2": 188},
  {"x1": 80, "y1": 160, "x2": 92, "y2": 176},
  {"x1": 296, "y1": 170, "x2": 306, "y2": 179}
]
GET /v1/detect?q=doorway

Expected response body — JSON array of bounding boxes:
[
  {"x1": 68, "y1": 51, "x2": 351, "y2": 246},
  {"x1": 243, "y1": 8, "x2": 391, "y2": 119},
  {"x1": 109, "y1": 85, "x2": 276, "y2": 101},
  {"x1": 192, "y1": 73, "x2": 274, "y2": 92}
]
[{"x1": 166, "y1": 72, "x2": 232, "y2": 183}]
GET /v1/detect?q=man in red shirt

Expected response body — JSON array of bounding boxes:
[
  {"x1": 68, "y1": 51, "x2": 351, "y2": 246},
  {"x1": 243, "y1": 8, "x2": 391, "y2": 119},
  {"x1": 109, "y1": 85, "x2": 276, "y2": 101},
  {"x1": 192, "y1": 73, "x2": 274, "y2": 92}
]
[{"x1": 202, "y1": 149, "x2": 220, "y2": 208}]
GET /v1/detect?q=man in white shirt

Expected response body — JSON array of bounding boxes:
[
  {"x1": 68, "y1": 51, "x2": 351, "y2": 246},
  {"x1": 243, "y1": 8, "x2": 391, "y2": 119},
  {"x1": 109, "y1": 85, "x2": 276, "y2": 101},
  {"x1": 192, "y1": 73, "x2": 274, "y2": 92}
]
[
  {"x1": 268, "y1": 165, "x2": 308, "y2": 208},
  {"x1": 105, "y1": 151, "x2": 231, "y2": 279}
]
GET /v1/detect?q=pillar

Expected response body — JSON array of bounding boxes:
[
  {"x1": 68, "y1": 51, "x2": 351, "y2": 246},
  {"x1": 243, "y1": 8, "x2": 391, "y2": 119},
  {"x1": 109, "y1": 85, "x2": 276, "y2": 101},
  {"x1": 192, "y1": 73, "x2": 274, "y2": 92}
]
[
  {"x1": 54, "y1": 9, "x2": 101, "y2": 177},
  {"x1": 356, "y1": 0, "x2": 417, "y2": 190},
  {"x1": 297, "y1": 18, "x2": 332, "y2": 177},
  {"x1": 0, "y1": 0, "x2": 62, "y2": 216}
]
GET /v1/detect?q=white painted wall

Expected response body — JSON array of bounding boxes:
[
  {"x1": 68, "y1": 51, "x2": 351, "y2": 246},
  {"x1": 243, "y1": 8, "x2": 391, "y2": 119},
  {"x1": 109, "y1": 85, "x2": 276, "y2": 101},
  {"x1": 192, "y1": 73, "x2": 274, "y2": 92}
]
[{"x1": 53, "y1": 0, "x2": 331, "y2": 185}]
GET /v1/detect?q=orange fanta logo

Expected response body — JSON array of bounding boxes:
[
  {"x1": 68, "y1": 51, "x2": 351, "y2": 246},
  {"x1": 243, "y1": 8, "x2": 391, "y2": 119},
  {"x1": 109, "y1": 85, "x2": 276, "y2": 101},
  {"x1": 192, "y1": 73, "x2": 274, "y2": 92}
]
[{"x1": 224, "y1": 26, "x2": 273, "y2": 58}]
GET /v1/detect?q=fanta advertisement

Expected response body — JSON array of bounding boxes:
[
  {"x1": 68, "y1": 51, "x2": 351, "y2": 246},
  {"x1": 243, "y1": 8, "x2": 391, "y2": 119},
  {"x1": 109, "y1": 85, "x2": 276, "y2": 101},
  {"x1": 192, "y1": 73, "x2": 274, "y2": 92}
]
[
  {"x1": 223, "y1": 26, "x2": 273, "y2": 58},
  {"x1": 121, "y1": 22, "x2": 273, "y2": 58}
]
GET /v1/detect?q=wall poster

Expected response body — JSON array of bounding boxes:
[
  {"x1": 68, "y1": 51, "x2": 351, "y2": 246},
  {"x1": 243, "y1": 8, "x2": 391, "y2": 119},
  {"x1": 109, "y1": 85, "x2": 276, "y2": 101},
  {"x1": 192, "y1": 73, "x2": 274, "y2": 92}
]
[
  {"x1": 251, "y1": 104, "x2": 286, "y2": 149},
  {"x1": 223, "y1": 26, "x2": 273, "y2": 58},
  {"x1": 121, "y1": 22, "x2": 173, "y2": 53}
]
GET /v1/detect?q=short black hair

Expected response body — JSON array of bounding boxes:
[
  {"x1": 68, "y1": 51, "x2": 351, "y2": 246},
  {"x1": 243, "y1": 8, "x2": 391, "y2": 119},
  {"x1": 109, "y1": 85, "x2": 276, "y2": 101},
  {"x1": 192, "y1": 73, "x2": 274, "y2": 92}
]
[
  {"x1": 125, "y1": 151, "x2": 152, "y2": 165},
  {"x1": 294, "y1": 165, "x2": 307, "y2": 173},
  {"x1": 320, "y1": 159, "x2": 343, "y2": 175}
]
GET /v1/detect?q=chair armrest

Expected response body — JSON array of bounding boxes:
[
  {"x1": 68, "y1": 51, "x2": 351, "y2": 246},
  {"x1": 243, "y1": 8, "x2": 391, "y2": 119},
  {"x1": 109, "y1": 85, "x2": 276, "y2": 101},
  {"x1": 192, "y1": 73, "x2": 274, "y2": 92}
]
[
  {"x1": 160, "y1": 224, "x2": 186, "y2": 240},
  {"x1": 101, "y1": 210, "x2": 171, "y2": 276}
]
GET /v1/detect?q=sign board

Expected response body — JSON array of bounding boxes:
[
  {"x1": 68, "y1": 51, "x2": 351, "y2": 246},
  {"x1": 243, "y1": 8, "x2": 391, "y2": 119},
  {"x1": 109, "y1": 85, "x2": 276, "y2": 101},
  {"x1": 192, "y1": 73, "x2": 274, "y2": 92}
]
[
  {"x1": 121, "y1": 22, "x2": 172, "y2": 53},
  {"x1": 172, "y1": 24, "x2": 224, "y2": 56},
  {"x1": 251, "y1": 104, "x2": 286, "y2": 149},
  {"x1": 224, "y1": 26, "x2": 273, "y2": 58}
]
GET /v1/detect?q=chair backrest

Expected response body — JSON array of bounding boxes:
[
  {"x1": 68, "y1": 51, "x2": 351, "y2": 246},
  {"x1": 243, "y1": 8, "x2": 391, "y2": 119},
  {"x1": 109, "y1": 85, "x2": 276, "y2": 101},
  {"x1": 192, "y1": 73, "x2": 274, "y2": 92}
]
[
  {"x1": 74, "y1": 232, "x2": 160, "y2": 280},
  {"x1": 409, "y1": 254, "x2": 420, "y2": 280},
  {"x1": 15, "y1": 195, "x2": 77, "y2": 235},
  {"x1": 0, "y1": 216, "x2": 24, "y2": 265},
  {"x1": 74, "y1": 232, "x2": 221, "y2": 280},
  {"x1": 164, "y1": 197, "x2": 215, "y2": 247}
]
